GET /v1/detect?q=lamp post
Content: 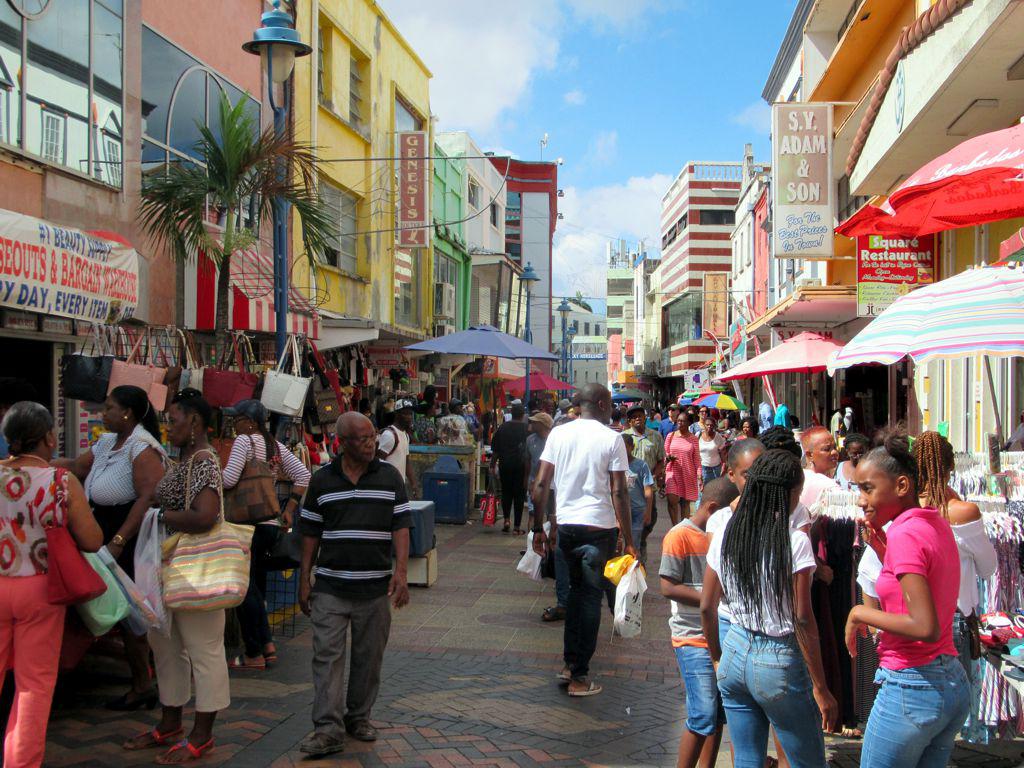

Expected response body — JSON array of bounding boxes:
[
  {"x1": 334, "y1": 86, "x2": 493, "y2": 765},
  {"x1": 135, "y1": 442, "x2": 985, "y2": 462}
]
[
  {"x1": 557, "y1": 297, "x2": 571, "y2": 399},
  {"x1": 520, "y1": 262, "x2": 540, "y2": 412},
  {"x1": 244, "y1": 0, "x2": 311, "y2": 359},
  {"x1": 567, "y1": 323, "x2": 577, "y2": 391}
]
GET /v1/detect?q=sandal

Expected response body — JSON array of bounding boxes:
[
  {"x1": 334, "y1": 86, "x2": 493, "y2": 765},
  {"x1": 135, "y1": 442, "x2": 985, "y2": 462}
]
[
  {"x1": 155, "y1": 738, "x2": 214, "y2": 764},
  {"x1": 567, "y1": 680, "x2": 603, "y2": 697},
  {"x1": 263, "y1": 644, "x2": 278, "y2": 666},
  {"x1": 837, "y1": 727, "x2": 863, "y2": 739},
  {"x1": 502, "y1": 522, "x2": 510, "y2": 533},
  {"x1": 123, "y1": 726, "x2": 184, "y2": 751},
  {"x1": 542, "y1": 606, "x2": 566, "y2": 622},
  {"x1": 229, "y1": 655, "x2": 266, "y2": 671},
  {"x1": 556, "y1": 667, "x2": 572, "y2": 683}
]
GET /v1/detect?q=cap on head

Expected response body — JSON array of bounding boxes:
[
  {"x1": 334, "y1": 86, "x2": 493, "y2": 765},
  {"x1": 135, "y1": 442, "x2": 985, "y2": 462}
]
[
  {"x1": 395, "y1": 398, "x2": 416, "y2": 412},
  {"x1": 558, "y1": 398, "x2": 571, "y2": 410},
  {"x1": 222, "y1": 399, "x2": 268, "y2": 425},
  {"x1": 626, "y1": 405, "x2": 645, "y2": 418},
  {"x1": 528, "y1": 412, "x2": 554, "y2": 429}
]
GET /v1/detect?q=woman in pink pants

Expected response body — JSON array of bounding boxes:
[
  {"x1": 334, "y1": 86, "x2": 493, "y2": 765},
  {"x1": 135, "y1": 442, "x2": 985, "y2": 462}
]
[{"x1": 0, "y1": 401, "x2": 102, "y2": 767}]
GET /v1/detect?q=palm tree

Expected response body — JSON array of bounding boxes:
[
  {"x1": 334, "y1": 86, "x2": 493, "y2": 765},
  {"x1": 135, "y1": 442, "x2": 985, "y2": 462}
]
[{"x1": 139, "y1": 93, "x2": 335, "y2": 334}]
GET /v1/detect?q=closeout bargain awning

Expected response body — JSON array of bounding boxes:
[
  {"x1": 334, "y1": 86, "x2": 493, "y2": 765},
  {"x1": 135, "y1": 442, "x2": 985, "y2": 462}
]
[
  {"x1": 185, "y1": 248, "x2": 319, "y2": 338},
  {"x1": 0, "y1": 208, "x2": 139, "y2": 323}
]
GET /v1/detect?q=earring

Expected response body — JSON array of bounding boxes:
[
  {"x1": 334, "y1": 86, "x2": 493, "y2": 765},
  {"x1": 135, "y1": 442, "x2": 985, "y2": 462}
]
[
  {"x1": 123, "y1": 414, "x2": 129, "y2": 421},
  {"x1": 190, "y1": 430, "x2": 196, "y2": 448}
]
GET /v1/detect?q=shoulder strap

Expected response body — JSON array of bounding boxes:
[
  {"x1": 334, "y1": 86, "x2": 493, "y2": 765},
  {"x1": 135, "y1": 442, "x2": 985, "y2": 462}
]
[{"x1": 381, "y1": 426, "x2": 400, "y2": 458}]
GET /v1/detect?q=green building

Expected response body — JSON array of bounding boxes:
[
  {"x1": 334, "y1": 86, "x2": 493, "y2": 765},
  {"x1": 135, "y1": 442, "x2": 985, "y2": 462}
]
[{"x1": 432, "y1": 143, "x2": 471, "y2": 332}]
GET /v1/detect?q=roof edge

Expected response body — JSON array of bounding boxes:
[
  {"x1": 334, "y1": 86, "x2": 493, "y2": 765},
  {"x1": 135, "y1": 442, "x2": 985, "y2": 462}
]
[{"x1": 762, "y1": 0, "x2": 815, "y2": 103}]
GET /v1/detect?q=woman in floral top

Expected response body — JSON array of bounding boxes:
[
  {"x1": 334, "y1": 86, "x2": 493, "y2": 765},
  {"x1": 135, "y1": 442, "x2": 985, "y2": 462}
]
[
  {"x1": 123, "y1": 389, "x2": 227, "y2": 764},
  {"x1": 0, "y1": 402, "x2": 102, "y2": 767}
]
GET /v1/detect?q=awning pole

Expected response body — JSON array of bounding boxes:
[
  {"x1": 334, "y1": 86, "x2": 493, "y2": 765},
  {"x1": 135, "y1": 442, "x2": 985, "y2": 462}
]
[{"x1": 983, "y1": 356, "x2": 1005, "y2": 445}]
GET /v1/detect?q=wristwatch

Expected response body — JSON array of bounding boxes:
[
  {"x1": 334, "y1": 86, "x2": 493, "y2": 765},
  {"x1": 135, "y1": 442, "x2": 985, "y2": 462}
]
[{"x1": 111, "y1": 534, "x2": 127, "y2": 548}]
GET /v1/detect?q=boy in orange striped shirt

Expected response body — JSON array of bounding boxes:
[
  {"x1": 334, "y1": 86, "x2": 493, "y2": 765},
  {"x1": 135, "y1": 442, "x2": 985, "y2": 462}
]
[{"x1": 660, "y1": 477, "x2": 738, "y2": 768}]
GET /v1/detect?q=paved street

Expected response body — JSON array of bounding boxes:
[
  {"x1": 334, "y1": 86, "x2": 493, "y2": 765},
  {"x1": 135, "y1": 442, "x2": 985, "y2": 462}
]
[{"x1": 44, "y1": 507, "x2": 1024, "y2": 768}]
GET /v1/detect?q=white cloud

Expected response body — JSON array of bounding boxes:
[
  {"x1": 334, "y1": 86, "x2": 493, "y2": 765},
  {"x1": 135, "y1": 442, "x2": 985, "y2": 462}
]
[
  {"x1": 732, "y1": 100, "x2": 772, "y2": 135},
  {"x1": 563, "y1": 89, "x2": 586, "y2": 106},
  {"x1": 565, "y1": 0, "x2": 664, "y2": 29},
  {"x1": 582, "y1": 129, "x2": 618, "y2": 167},
  {"x1": 380, "y1": 0, "x2": 561, "y2": 136},
  {"x1": 552, "y1": 173, "x2": 672, "y2": 299}
]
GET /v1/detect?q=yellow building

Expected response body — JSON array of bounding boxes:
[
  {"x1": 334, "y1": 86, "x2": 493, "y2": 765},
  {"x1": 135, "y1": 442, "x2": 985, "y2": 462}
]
[{"x1": 291, "y1": 0, "x2": 433, "y2": 343}]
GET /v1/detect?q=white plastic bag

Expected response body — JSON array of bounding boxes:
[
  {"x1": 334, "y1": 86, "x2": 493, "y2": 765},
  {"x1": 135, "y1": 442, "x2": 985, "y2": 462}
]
[
  {"x1": 613, "y1": 560, "x2": 647, "y2": 638},
  {"x1": 134, "y1": 507, "x2": 169, "y2": 636},
  {"x1": 516, "y1": 532, "x2": 543, "y2": 582}
]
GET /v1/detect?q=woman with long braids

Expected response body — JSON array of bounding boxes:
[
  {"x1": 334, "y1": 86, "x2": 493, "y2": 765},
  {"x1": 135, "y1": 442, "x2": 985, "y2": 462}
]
[
  {"x1": 846, "y1": 432, "x2": 968, "y2": 768},
  {"x1": 703, "y1": 449, "x2": 837, "y2": 768}
]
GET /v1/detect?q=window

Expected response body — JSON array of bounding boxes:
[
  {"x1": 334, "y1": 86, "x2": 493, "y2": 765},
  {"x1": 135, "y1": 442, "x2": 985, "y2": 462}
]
[
  {"x1": 317, "y1": 26, "x2": 328, "y2": 105},
  {"x1": 0, "y1": 1, "x2": 124, "y2": 183},
  {"x1": 320, "y1": 181, "x2": 358, "y2": 274},
  {"x1": 490, "y1": 202, "x2": 499, "y2": 228},
  {"x1": 584, "y1": 322, "x2": 590, "y2": 335},
  {"x1": 435, "y1": 253, "x2": 456, "y2": 284},
  {"x1": 103, "y1": 136, "x2": 121, "y2": 187},
  {"x1": 40, "y1": 110, "x2": 64, "y2": 163},
  {"x1": 349, "y1": 53, "x2": 366, "y2": 126},
  {"x1": 607, "y1": 278, "x2": 632, "y2": 295},
  {"x1": 608, "y1": 304, "x2": 623, "y2": 319},
  {"x1": 663, "y1": 294, "x2": 702, "y2": 347},
  {"x1": 595, "y1": 324, "x2": 601, "y2": 335},
  {"x1": 699, "y1": 209, "x2": 735, "y2": 226},
  {"x1": 468, "y1": 178, "x2": 481, "y2": 209}
]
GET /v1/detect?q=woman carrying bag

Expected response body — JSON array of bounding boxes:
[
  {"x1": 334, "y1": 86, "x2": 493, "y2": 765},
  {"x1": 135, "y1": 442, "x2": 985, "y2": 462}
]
[
  {"x1": 124, "y1": 389, "x2": 237, "y2": 763},
  {"x1": 221, "y1": 399, "x2": 310, "y2": 671},
  {"x1": 0, "y1": 402, "x2": 103, "y2": 767}
]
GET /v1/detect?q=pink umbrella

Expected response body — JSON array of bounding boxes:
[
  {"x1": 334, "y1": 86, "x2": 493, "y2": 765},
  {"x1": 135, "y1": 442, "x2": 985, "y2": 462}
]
[
  {"x1": 504, "y1": 371, "x2": 574, "y2": 396},
  {"x1": 718, "y1": 332, "x2": 845, "y2": 381},
  {"x1": 838, "y1": 122, "x2": 1024, "y2": 238}
]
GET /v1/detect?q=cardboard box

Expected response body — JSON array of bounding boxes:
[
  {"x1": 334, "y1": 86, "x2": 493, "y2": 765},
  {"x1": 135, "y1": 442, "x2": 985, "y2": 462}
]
[{"x1": 407, "y1": 548, "x2": 438, "y2": 587}]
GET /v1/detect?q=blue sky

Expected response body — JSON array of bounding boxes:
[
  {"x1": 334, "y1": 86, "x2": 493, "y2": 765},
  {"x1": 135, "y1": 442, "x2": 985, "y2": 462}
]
[{"x1": 381, "y1": 1, "x2": 794, "y2": 303}]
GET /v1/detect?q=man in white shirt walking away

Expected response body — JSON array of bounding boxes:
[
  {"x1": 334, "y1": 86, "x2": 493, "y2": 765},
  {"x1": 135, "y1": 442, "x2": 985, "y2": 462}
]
[{"x1": 531, "y1": 383, "x2": 634, "y2": 697}]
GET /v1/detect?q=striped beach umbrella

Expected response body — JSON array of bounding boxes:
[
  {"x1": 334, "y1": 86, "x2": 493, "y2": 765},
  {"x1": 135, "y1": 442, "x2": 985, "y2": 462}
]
[
  {"x1": 827, "y1": 265, "x2": 1024, "y2": 374},
  {"x1": 693, "y1": 393, "x2": 748, "y2": 411}
]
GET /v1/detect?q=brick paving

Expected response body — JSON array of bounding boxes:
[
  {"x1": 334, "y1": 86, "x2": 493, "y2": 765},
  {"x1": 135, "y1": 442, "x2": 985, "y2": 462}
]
[{"x1": 43, "y1": 500, "x2": 1024, "y2": 767}]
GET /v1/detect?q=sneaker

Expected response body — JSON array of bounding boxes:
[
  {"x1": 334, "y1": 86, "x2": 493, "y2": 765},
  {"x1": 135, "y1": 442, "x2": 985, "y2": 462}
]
[
  {"x1": 299, "y1": 732, "x2": 345, "y2": 757},
  {"x1": 346, "y1": 721, "x2": 378, "y2": 742}
]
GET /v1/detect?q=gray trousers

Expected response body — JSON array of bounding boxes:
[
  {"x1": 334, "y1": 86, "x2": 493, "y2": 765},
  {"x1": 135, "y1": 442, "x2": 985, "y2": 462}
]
[{"x1": 311, "y1": 591, "x2": 392, "y2": 738}]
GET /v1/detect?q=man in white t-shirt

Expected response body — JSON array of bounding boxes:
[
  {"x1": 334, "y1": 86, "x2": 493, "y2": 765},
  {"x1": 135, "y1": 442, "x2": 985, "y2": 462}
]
[
  {"x1": 377, "y1": 399, "x2": 417, "y2": 496},
  {"x1": 531, "y1": 383, "x2": 633, "y2": 698}
]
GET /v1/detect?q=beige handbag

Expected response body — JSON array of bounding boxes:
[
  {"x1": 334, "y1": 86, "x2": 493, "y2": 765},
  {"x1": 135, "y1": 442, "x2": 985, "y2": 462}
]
[
  {"x1": 260, "y1": 335, "x2": 312, "y2": 417},
  {"x1": 107, "y1": 329, "x2": 168, "y2": 410}
]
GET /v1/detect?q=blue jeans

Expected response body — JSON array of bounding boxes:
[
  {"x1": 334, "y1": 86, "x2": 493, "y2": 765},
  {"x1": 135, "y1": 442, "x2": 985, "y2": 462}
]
[
  {"x1": 861, "y1": 655, "x2": 970, "y2": 768},
  {"x1": 701, "y1": 465, "x2": 722, "y2": 483},
  {"x1": 558, "y1": 525, "x2": 617, "y2": 679},
  {"x1": 675, "y1": 645, "x2": 724, "y2": 736},
  {"x1": 553, "y1": 543, "x2": 569, "y2": 609},
  {"x1": 716, "y1": 626, "x2": 825, "y2": 768}
]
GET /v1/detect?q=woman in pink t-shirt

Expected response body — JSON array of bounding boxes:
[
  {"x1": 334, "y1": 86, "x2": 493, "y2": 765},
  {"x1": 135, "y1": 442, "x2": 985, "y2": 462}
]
[{"x1": 844, "y1": 433, "x2": 968, "y2": 768}]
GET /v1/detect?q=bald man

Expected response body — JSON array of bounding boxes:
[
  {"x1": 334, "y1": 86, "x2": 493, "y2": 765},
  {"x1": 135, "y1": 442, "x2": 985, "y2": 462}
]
[{"x1": 298, "y1": 412, "x2": 412, "y2": 757}]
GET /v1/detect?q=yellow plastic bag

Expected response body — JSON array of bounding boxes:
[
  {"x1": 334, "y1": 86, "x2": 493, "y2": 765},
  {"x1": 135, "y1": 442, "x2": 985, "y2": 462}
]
[{"x1": 604, "y1": 554, "x2": 636, "y2": 586}]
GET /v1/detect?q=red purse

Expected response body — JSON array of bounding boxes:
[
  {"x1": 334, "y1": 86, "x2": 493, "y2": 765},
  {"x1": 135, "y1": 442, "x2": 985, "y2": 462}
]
[
  {"x1": 203, "y1": 333, "x2": 258, "y2": 408},
  {"x1": 481, "y1": 494, "x2": 497, "y2": 526},
  {"x1": 45, "y1": 470, "x2": 107, "y2": 606}
]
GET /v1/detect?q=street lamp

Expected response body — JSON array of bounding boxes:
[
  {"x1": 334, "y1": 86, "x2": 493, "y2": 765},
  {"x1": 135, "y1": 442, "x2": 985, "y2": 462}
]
[
  {"x1": 557, "y1": 297, "x2": 571, "y2": 398},
  {"x1": 567, "y1": 323, "x2": 577, "y2": 390},
  {"x1": 244, "y1": 0, "x2": 311, "y2": 359},
  {"x1": 520, "y1": 262, "x2": 541, "y2": 412}
]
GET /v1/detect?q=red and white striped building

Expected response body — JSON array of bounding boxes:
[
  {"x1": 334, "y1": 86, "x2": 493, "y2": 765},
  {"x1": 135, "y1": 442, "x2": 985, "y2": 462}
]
[{"x1": 657, "y1": 162, "x2": 742, "y2": 379}]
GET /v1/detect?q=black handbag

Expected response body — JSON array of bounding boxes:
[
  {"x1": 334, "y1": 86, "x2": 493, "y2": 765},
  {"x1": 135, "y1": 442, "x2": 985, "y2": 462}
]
[{"x1": 60, "y1": 326, "x2": 114, "y2": 403}]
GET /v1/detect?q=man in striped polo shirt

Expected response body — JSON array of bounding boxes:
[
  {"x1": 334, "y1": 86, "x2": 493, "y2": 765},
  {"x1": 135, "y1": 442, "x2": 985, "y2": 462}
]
[{"x1": 298, "y1": 412, "x2": 412, "y2": 758}]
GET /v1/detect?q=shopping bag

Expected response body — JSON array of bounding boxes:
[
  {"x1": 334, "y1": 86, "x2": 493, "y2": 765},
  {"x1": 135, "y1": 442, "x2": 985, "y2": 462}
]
[
  {"x1": 603, "y1": 554, "x2": 636, "y2": 586},
  {"x1": 61, "y1": 325, "x2": 114, "y2": 403},
  {"x1": 481, "y1": 494, "x2": 497, "y2": 526},
  {"x1": 261, "y1": 335, "x2": 312, "y2": 416},
  {"x1": 98, "y1": 547, "x2": 161, "y2": 633},
  {"x1": 134, "y1": 508, "x2": 168, "y2": 635},
  {"x1": 613, "y1": 560, "x2": 646, "y2": 639},
  {"x1": 75, "y1": 552, "x2": 131, "y2": 636},
  {"x1": 516, "y1": 532, "x2": 543, "y2": 581},
  {"x1": 45, "y1": 470, "x2": 107, "y2": 606}
]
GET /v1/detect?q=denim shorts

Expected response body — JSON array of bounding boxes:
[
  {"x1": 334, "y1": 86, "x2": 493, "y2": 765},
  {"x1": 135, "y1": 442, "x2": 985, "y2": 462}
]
[{"x1": 674, "y1": 645, "x2": 725, "y2": 736}]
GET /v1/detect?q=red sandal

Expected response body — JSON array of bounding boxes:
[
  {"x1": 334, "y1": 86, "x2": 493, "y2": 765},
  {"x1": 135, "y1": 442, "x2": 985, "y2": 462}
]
[
  {"x1": 122, "y1": 726, "x2": 184, "y2": 751},
  {"x1": 155, "y1": 738, "x2": 214, "y2": 764}
]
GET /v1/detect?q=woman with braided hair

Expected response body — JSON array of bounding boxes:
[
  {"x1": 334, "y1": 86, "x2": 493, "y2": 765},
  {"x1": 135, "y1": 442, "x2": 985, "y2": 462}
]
[
  {"x1": 703, "y1": 449, "x2": 837, "y2": 768},
  {"x1": 846, "y1": 432, "x2": 969, "y2": 768}
]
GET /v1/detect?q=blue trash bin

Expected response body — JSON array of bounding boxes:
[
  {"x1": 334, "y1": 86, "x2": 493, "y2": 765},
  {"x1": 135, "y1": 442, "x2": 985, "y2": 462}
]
[
  {"x1": 421, "y1": 455, "x2": 470, "y2": 524},
  {"x1": 408, "y1": 500, "x2": 436, "y2": 556}
]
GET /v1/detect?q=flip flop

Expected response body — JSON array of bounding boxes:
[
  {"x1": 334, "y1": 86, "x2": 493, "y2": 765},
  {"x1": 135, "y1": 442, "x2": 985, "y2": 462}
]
[
  {"x1": 122, "y1": 726, "x2": 184, "y2": 751},
  {"x1": 556, "y1": 668, "x2": 572, "y2": 683},
  {"x1": 229, "y1": 655, "x2": 266, "y2": 671},
  {"x1": 155, "y1": 738, "x2": 214, "y2": 764},
  {"x1": 567, "y1": 681, "x2": 602, "y2": 697}
]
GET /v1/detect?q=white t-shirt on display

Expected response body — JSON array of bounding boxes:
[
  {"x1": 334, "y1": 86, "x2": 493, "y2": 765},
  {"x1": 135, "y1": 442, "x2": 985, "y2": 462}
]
[
  {"x1": 699, "y1": 433, "x2": 726, "y2": 467},
  {"x1": 539, "y1": 418, "x2": 630, "y2": 529},
  {"x1": 707, "y1": 522, "x2": 816, "y2": 636},
  {"x1": 705, "y1": 503, "x2": 812, "y2": 622}
]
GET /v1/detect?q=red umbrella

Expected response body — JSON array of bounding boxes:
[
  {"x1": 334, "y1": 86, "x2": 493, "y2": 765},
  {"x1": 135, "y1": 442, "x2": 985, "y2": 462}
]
[
  {"x1": 718, "y1": 332, "x2": 844, "y2": 381},
  {"x1": 837, "y1": 121, "x2": 1024, "y2": 237},
  {"x1": 504, "y1": 371, "x2": 574, "y2": 396}
]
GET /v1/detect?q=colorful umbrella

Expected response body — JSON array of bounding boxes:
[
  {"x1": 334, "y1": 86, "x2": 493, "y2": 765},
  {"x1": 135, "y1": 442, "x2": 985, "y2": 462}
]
[
  {"x1": 719, "y1": 332, "x2": 844, "y2": 380},
  {"x1": 612, "y1": 389, "x2": 648, "y2": 403},
  {"x1": 693, "y1": 393, "x2": 748, "y2": 411},
  {"x1": 504, "y1": 371, "x2": 574, "y2": 396},
  {"x1": 837, "y1": 122, "x2": 1024, "y2": 238}
]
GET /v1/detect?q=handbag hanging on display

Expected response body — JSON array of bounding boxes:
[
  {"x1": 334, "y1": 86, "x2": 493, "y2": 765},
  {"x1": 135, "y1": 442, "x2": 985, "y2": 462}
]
[
  {"x1": 107, "y1": 328, "x2": 169, "y2": 410},
  {"x1": 261, "y1": 335, "x2": 313, "y2": 417},
  {"x1": 60, "y1": 324, "x2": 115, "y2": 403},
  {"x1": 46, "y1": 469, "x2": 108, "y2": 606},
  {"x1": 177, "y1": 330, "x2": 204, "y2": 394},
  {"x1": 224, "y1": 435, "x2": 281, "y2": 524},
  {"x1": 202, "y1": 333, "x2": 259, "y2": 408},
  {"x1": 161, "y1": 451, "x2": 254, "y2": 611}
]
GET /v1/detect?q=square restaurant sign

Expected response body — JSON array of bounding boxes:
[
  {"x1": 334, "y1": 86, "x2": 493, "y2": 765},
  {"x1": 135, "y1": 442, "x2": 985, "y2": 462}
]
[{"x1": 856, "y1": 234, "x2": 936, "y2": 317}]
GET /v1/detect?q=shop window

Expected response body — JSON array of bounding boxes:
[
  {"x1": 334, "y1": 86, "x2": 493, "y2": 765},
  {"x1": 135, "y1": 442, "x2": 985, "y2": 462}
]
[{"x1": 320, "y1": 180, "x2": 358, "y2": 274}]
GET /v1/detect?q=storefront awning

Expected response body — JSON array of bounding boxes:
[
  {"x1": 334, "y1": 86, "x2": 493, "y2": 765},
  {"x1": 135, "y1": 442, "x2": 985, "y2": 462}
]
[
  {"x1": 317, "y1": 311, "x2": 379, "y2": 350},
  {"x1": 745, "y1": 285, "x2": 858, "y2": 336},
  {"x1": 0, "y1": 209, "x2": 138, "y2": 323}
]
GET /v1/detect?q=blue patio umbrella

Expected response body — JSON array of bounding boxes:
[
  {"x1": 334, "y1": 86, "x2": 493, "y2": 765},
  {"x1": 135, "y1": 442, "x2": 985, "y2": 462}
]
[{"x1": 405, "y1": 325, "x2": 558, "y2": 360}]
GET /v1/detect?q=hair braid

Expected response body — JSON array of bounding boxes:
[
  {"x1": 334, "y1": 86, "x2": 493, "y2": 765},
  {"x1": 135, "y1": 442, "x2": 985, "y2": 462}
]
[
  {"x1": 913, "y1": 431, "x2": 954, "y2": 516},
  {"x1": 758, "y1": 426, "x2": 802, "y2": 458},
  {"x1": 721, "y1": 449, "x2": 804, "y2": 629}
]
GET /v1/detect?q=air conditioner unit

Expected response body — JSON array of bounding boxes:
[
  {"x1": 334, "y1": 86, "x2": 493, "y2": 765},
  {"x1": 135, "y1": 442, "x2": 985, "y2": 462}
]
[
  {"x1": 433, "y1": 321, "x2": 456, "y2": 337},
  {"x1": 434, "y1": 282, "x2": 457, "y2": 319}
]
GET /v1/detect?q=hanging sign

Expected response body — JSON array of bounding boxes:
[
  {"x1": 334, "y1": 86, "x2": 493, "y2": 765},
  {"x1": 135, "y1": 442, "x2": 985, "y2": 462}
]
[
  {"x1": 702, "y1": 273, "x2": 729, "y2": 338},
  {"x1": 397, "y1": 131, "x2": 428, "y2": 248},
  {"x1": 0, "y1": 209, "x2": 138, "y2": 323},
  {"x1": 856, "y1": 234, "x2": 936, "y2": 317},
  {"x1": 771, "y1": 103, "x2": 834, "y2": 259}
]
